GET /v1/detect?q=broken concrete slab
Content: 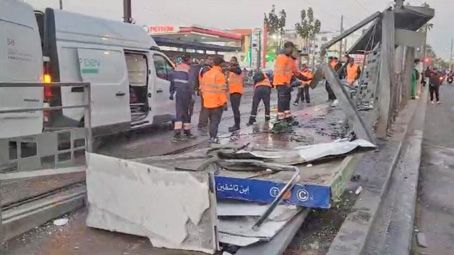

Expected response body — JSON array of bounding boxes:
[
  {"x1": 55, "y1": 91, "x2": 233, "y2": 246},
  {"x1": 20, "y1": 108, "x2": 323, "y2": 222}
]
[{"x1": 85, "y1": 153, "x2": 218, "y2": 254}]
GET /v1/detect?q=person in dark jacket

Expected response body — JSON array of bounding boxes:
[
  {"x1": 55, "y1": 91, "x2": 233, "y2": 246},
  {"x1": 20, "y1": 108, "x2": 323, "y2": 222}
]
[
  {"x1": 325, "y1": 57, "x2": 340, "y2": 102},
  {"x1": 429, "y1": 68, "x2": 443, "y2": 104},
  {"x1": 247, "y1": 70, "x2": 272, "y2": 126},
  {"x1": 227, "y1": 57, "x2": 243, "y2": 132},
  {"x1": 169, "y1": 54, "x2": 196, "y2": 142}
]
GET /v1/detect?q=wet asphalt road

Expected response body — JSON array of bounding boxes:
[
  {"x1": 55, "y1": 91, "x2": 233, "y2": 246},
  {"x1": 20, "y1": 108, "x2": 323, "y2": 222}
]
[
  {"x1": 414, "y1": 83, "x2": 454, "y2": 255},
  {"x1": 3, "y1": 85, "x2": 336, "y2": 255}
]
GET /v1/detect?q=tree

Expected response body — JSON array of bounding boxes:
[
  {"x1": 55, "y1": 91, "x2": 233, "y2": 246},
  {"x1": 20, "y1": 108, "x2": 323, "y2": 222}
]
[
  {"x1": 264, "y1": 5, "x2": 287, "y2": 36},
  {"x1": 295, "y1": 7, "x2": 321, "y2": 66}
]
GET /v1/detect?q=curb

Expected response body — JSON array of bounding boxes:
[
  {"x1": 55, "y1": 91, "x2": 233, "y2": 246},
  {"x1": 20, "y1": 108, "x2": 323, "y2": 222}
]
[
  {"x1": 327, "y1": 88, "x2": 428, "y2": 255},
  {"x1": 381, "y1": 86, "x2": 428, "y2": 254}
]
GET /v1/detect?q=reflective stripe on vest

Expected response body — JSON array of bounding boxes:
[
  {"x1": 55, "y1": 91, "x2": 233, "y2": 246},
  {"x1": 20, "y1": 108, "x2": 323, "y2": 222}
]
[
  {"x1": 228, "y1": 72, "x2": 244, "y2": 94},
  {"x1": 201, "y1": 67, "x2": 227, "y2": 108},
  {"x1": 255, "y1": 72, "x2": 272, "y2": 87},
  {"x1": 273, "y1": 54, "x2": 293, "y2": 85}
]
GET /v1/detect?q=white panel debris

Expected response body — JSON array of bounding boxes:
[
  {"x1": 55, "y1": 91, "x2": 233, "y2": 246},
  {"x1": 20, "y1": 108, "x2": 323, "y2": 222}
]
[
  {"x1": 238, "y1": 139, "x2": 375, "y2": 164},
  {"x1": 85, "y1": 153, "x2": 217, "y2": 254},
  {"x1": 217, "y1": 201, "x2": 298, "y2": 220},
  {"x1": 219, "y1": 233, "x2": 262, "y2": 247},
  {"x1": 218, "y1": 207, "x2": 302, "y2": 240}
]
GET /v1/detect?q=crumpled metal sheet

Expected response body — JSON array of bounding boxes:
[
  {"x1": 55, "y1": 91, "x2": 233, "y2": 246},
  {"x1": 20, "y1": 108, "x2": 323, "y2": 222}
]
[{"x1": 229, "y1": 139, "x2": 375, "y2": 165}]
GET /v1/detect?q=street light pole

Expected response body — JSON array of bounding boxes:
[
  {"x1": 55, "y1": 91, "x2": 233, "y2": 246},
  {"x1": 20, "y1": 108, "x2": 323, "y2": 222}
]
[
  {"x1": 59, "y1": 0, "x2": 63, "y2": 10},
  {"x1": 123, "y1": 0, "x2": 132, "y2": 23},
  {"x1": 450, "y1": 38, "x2": 453, "y2": 71}
]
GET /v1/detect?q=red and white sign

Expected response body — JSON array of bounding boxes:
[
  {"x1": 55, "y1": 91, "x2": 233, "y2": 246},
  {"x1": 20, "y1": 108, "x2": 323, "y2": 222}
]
[{"x1": 147, "y1": 25, "x2": 178, "y2": 34}]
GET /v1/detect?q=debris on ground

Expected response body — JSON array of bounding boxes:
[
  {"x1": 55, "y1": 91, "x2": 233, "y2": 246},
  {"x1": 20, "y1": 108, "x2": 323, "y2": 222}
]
[
  {"x1": 355, "y1": 186, "x2": 363, "y2": 195},
  {"x1": 53, "y1": 218, "x2": 69, "y2": 226},
  {"x1": 416, "y1": 232, "x2": 428, "y2": 248}
]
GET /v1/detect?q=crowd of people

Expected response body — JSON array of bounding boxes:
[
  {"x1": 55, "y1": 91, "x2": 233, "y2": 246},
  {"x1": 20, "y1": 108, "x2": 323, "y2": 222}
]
[{"x1": 167, "y1": 41, "x2": 365, "y2": 144}]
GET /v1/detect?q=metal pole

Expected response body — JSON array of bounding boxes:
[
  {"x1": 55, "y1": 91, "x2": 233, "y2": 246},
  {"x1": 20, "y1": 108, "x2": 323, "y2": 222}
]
[
  {"x1": 339, "y1": 15, "x2": 344, "y2": 59},
  {"x1": 123, "y1": 0, "x2": 132, "y2": 23},
  {"x1": 395, "y1": 0, "x2": 404, "y2": 8},
  {"x1": 59, "y1": 0, "x2": 63, "y2": 10},
  {"x1": 422, "y1": 25, "x2": 428, "y2": 71},
  {"x1": 450, "y1": 38, "x2": 453, "y2": 71},
  {"x1": 257, "y1": 30, "x2": 262, "y2": 70},
  {"x1": 321, "y1": 12, "x2": 382, "y2": 57}
]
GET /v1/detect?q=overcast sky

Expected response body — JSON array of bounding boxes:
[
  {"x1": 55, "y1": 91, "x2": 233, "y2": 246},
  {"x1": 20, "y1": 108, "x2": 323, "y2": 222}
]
[{"x1": 25, "y1": 0, "x2": 452, "y2": 59}]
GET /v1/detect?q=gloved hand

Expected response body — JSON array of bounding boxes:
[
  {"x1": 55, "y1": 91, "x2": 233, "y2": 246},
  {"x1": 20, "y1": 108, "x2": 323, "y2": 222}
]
[{"x1": 169, "y1": 95, "x2": 174, "y2": 100}]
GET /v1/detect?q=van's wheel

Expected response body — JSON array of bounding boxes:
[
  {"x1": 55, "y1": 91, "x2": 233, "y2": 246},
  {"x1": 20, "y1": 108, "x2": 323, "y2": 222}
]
[{"x1": 448, "y1": 77, "x2": 453, "y2": 84}]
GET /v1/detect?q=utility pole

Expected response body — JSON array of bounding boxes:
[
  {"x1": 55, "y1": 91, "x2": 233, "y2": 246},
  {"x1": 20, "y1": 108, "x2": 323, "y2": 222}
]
[
  {"x1": 339, "y1": 15, "x2": 344, "y2": 59},
  {"x1": 450, "y1": 38, "x2": 453, "y2": 71},
  {"x1": 395, "y1": 0, "x2": 404, "y2": 8},
  {"x1": 59, "y1": 0, "x2": 63, "y2": 10},
  {"x1": 123, "y1": 0, "x2": 132, "y2": 23}
]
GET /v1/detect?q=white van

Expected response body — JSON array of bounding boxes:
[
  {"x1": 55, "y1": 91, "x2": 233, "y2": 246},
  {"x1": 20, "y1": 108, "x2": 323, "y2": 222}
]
[
  {"x1": 0, "y1": 0, "x2": 44, "y2": 138},
  {"x1": 1, "y1": 0, "x2": 176, "y2": 138},
  {"x1": 41, "y1": 8, "x2": 176, "y2": 135}
]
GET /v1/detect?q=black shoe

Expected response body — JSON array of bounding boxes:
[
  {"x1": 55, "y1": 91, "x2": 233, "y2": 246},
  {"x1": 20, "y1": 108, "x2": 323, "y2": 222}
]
[
  {"x1": 172, "y1": 133, "x2": 185, "y2": 143},
  {"x1": 228, "y1": 125, "x2": 240, "y2": 132},
  {"x1": 184, "y1": 131, "x2": 197, "y2": 139},
  {"x1": 247, "y1": 117, "x2": 256, "y2": 126}
]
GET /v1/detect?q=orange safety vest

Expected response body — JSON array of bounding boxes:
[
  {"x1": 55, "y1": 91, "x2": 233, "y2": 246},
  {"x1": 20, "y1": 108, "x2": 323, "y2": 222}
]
[
  {"x1": 255, "y1": 72, "x2": 272, "y2": 87},
  {"x1": 228, "y1": 71, "x2": 244, "y2": 94},
  {"x1": 301, "y1": 70, "x2": 314, "y2": 86},
  {"x1": 273, "y1": 54, "x2": 296, "y2": 86},
  {"x1": 201, "y1": 66, "x2": 228, "y2": 109},
  {"x1": 346, "y1": 64, "x2": 359, "y2": 84}
]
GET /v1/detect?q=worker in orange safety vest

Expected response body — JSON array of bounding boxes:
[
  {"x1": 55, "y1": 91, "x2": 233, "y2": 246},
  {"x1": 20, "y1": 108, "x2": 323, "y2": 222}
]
[
  {"x1": 273, "y1": 41, "x2": 301, "y2": 122},
  {"x1": 200, "y1": 56, "x2": 228, "y2": 143},
  {"x1": 293, "y1": 64, "x2": 314, "y2": 105},
  {"x1": 247, "y1": 71, "x2": 272, "y2": 126},
  {"x1": 227, "y1": 56, "x2": 243, "y2": 132},
  {"x1": 346, "y1": 57, "x2": 361, "y2": 86}
]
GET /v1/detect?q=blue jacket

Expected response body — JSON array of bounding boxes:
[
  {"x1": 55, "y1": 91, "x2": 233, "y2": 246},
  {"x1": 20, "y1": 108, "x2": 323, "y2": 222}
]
[{"x1": 169, "y1": 63, "x2": 193, "y2": 95}]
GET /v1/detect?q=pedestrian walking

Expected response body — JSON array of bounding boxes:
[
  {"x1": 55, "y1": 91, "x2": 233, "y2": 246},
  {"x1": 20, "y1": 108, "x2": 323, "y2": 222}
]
[
  {"x1": 273, "y1": 41, "x2": 300, "y2": 123},
  {"x1": 169, "y1": 54, "x2": 196, "y2": 142},
  {"x1": 293, "y1": 64, "x2": 314, "y2": 105},
  {"x1": 227, "y1": 56, "x2": 243, "y2": 132},
  {"x1": 196, "y1": 56, "x2": 213, "y2": 132},
  {"x1": 200, "y1": 56, "x2": 228, "y2": 143},
  {"x1": 428, "y1": 68, "x2": 443, "y2": 104},
  {"x1": 247, "y1": 71, "x2": 272, "y2": 126}
]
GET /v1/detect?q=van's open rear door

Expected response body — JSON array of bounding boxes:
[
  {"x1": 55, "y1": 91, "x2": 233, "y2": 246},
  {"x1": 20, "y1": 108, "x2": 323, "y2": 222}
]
[{"x1": 77, "y1": 48, "x2": 131, "y2": 131}]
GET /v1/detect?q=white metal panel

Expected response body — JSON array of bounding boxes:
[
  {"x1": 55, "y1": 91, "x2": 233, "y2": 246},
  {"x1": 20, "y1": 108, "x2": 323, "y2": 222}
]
[
  {"x1": 0, "y1": 0, "x2": 43, "y2": 138},
  {"x1": 86, "y1": 153, "x2": 218, "y2": 254}
]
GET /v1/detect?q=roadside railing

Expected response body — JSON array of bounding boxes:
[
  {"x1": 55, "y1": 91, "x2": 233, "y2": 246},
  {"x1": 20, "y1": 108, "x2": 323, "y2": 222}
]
[{"x1": 0, "y1": 82, "x2": 92, "y2": 172}]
